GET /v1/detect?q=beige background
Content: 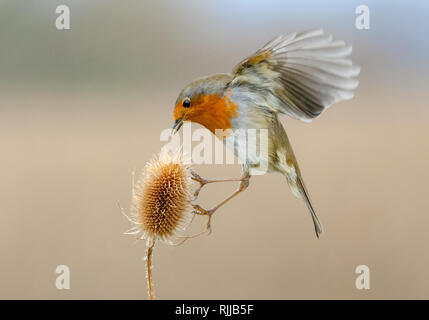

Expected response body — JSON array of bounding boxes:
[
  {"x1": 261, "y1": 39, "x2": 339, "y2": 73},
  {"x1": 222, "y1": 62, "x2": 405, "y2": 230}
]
[{"x1": 1, "y1": 0, "x2": 428, "y2": 299}]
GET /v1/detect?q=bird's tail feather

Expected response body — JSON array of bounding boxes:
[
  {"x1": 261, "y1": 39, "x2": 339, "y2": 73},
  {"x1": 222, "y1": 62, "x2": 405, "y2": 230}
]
[
  {"x1": 276, "y1": 116, "x2": 323, "y2": 238},
  {"x1": 286, "y1": 172, "x2": 324, "y2": 238},
  {"x1": 296, "y1": 176, "x2": 323, "y2": 238}
]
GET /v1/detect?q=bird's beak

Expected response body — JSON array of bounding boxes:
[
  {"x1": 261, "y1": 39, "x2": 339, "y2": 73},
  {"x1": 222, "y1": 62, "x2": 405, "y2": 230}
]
[{"x1": 172, "y1": 118, "x2": 183, "y2": 134}]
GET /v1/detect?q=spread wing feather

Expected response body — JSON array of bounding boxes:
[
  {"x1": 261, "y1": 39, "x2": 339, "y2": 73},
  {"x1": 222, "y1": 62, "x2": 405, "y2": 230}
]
[{"x1": 229, "y1": 29, "x2": 360, "y2": 121}]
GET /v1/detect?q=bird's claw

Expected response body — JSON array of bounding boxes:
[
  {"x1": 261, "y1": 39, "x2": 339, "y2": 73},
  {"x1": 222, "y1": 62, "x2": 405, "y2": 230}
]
[
  {"x1": 191, "y1": 171, "x2": 206, "y2": 183},
  {"x1": 192, "y1": 204, "x2": 215, "y2": 235},
  {"x1": 192, "y1": 204, "x2": 214, "y2": 216},
  {"x1": 191, "y1": 171, "x2": 208, "y2": 201}
]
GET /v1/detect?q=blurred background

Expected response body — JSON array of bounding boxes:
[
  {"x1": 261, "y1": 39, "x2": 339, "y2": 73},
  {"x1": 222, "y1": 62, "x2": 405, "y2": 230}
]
[{"x1": 0, "y1": 0, "x2": 428, "y2": 299}]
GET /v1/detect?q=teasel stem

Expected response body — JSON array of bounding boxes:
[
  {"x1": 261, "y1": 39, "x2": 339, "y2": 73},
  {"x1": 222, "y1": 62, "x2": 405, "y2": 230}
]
[{"x1": 145, "y1": 238, "x2": 156, "y2": 300}]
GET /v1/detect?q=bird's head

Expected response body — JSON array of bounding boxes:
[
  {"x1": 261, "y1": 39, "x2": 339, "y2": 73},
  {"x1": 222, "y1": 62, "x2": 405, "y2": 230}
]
[{"x1": 172, "y1": 74, "x2": 237, "y2": 134}]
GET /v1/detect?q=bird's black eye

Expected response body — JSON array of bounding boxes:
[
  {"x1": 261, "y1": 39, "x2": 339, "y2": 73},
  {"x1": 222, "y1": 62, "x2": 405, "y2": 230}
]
[{"x1": 183, "y1": 98, "x2": 191, "y2": 108}]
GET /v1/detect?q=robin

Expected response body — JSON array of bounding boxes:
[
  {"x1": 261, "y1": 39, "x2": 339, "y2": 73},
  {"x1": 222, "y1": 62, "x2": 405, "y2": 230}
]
[{"x1": 172, "y1": 29, "x2": 360, "y2": 238}]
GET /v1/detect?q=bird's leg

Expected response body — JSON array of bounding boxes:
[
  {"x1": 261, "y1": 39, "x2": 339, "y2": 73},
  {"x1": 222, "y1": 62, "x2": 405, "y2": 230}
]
[
  {"x1": 192, "y1": 171, "x2": 250, "y2": 235},
  {"x1": 191, "y1": 170, "x2": 248, "y2": 200},
  {"x1": 173, "y1": 170, "x2": 250, "y2": 245}
]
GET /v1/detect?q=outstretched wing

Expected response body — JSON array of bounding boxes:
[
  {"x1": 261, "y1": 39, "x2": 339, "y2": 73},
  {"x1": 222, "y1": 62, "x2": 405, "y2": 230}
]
[{"x1": 229, "y1": 29, "x2": 360, "y2": 122}]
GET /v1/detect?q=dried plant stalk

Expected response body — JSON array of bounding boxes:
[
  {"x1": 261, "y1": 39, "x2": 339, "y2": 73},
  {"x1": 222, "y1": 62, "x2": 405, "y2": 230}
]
[{"x1": 145, "y1": 238, "x2": 155, "y2": 300}]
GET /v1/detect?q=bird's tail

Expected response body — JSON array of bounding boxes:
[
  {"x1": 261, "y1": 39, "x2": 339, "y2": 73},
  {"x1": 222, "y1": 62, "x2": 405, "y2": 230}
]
[
  {"x1": 274, "y1": 115, "x2": 323, "y2": 238},
  {"x1": 297, "y1": 175, "x2": 323, "y2": 238},
  {"x1": 285, "y1": 169, "x2": 324, "y2": 238}
]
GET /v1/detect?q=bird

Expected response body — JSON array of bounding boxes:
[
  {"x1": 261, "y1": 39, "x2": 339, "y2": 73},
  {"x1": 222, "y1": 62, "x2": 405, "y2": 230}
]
[{"x1": 172, "y1": 29, "x2": 360, "y2": 238}]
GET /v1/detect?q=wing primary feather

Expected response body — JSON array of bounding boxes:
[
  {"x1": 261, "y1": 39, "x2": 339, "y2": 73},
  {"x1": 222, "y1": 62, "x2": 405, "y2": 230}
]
[{"x1": 230, "y1": 29, "x2": 360, "y2": 121}]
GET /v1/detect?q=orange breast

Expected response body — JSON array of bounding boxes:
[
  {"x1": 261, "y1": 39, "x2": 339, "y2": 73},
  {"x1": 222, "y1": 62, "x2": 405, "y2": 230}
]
[{"x1": 177, "y1": 93, "x2": 239, "y2": 134}]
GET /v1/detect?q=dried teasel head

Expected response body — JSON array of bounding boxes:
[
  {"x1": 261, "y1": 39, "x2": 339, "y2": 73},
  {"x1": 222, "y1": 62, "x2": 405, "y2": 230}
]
[
  {"x1": 120, "y1": 148, "x2": 195, "y2": 299},
  {"x1": 123, "y1": 148, "x2": 194, "y2": 244}
]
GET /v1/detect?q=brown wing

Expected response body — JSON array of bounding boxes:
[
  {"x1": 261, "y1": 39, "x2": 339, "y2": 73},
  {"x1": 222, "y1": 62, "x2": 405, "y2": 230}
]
[{"x1": 229, "y1": 29, "x2": 360, "y2": 122}]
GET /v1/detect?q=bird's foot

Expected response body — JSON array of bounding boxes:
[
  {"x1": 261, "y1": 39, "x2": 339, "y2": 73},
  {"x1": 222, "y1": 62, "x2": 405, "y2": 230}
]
[
  {"x1": 192, "y1": 204, "x2": 216, "y2": 235},
  {"x1": 177, "y1": 170, "x2": 251, "y2": 244},
  {"x1": 171, "y1": 204, "x2": 215, "y2": 246},
  {"x1": 190, "y1": 170, "x2": 250, "y2": 201},
  {"x1": 190, "y1": 171, "x2": 209, "y2": 201}
]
